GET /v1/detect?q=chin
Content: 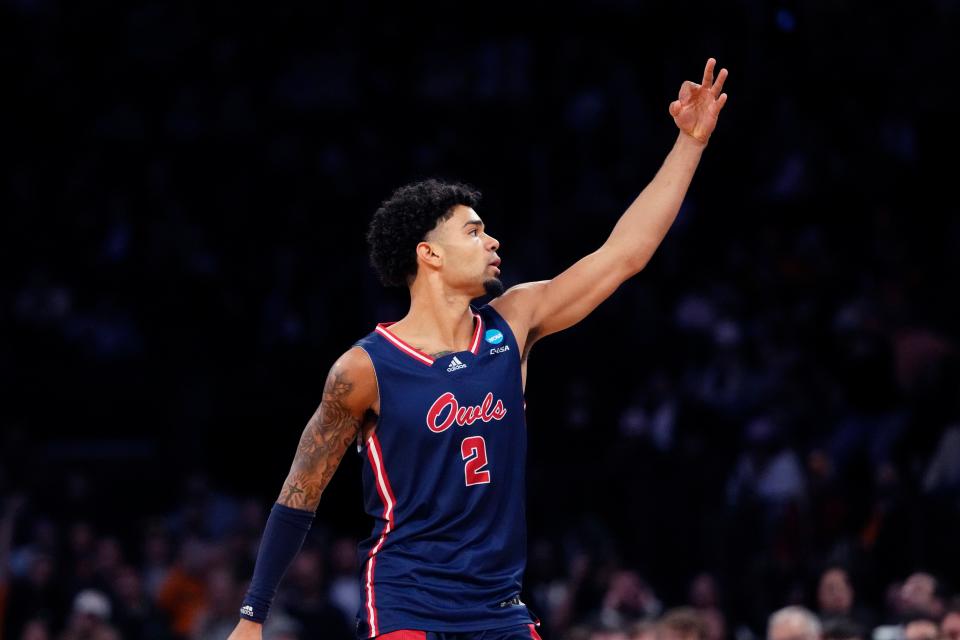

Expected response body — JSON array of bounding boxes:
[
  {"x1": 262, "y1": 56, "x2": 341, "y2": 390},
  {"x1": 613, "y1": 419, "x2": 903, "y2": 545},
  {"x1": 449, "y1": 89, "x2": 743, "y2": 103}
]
[{"x1": 482, "y1": 277, "x2": 505, "y2": 298}]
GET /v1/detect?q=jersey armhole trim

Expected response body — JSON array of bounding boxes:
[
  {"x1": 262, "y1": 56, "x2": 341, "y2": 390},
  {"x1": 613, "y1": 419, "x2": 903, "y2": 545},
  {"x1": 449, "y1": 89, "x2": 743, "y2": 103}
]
[
  {"x1": 478, "y1": 302, "x2": 523, "y2": 368},
  {"x1": 352, "y1": 344, "x2": 381, "y2": 451}
]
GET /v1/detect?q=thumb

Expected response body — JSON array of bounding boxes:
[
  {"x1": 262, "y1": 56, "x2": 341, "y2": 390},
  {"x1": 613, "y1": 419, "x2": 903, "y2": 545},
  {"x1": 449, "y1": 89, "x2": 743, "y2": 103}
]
[{"x1": 669, "y1": 100, "x2": 681, "y2": 117}]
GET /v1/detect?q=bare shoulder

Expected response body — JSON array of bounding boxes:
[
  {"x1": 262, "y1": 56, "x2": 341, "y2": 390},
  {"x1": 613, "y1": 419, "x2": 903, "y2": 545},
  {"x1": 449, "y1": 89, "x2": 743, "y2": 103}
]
[
  {"x1": 326, "y1": 346, "x2": 378, "y2": 415},
  {"x1": 488, "y1": 280, "x2": 549, "y2": 355}
]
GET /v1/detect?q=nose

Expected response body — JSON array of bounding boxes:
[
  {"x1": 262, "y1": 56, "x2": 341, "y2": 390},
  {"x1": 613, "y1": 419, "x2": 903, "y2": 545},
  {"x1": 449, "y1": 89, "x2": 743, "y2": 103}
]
[{"x1": 486, "y1": 233, "x2": 499, "y2": 251}]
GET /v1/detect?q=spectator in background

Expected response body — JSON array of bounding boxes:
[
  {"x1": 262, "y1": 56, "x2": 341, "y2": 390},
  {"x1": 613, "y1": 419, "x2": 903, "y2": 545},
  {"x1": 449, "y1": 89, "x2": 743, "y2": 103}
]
[
  {"x1": 109, "y1": 564, "x2": 171, "y2": 640},
  {"x1": 688, "y1": 573, "x2": 726, "y2": 640},
  {"x1": 2, "y1": 495, "x2": 70, "y2": 638},
  {"x1": 598, "y1": 570, "x2": 662, "y2": 629},
  {"x1": 325, "y1": 537, "x2": 363, "y2": 628},
  {"x1": 155, "y1": 536, "x2": 210, "y2": 638},
  {"x1": 873, "y1": 574, "x2": 944, "y2": 640},
  {"x1": 260, "y1": 615, "x2": 302, "y2": 640},
  {"x1": 65, "y1": 522, "x2": 96, "y2": 579},
  {"x1": 900, "y1": 573, "x2": 944, "y2": 620},
  {"x1": 628, "y1": 620, "x2": 657, "y2": 640},
  {"x1": 821, "y1": 617, "x2": 865, "y2": 640},
  {"x1": 275, "y1": 546, "x2": 352, "y2": 640},
  {"x1": 6, "y1": 512, "x2": 57, "y2": 585},
  {"x1": 726, "y1": 416, "x2": 807, "y2": 508},
  {"x1": 141, "y1": 524, "x2": 173, "y2": 601},
  {"x1": 656, "y1": 608, "x2": 708, "y2": 640},
  {"x1": 88, "y1": 537, "x2": 124, "y2": 598},
  {"x1": 817, "y1": 568, "x2": 854, "y2": 623},
  {"x1": 902, "y1": 617, "x2": 939, "y2": 640},
  {"x1": 3, "y1": 550, "x2": 68, "y2": 638},
  {"x1": 815, "y1": 567, "x2": 876, "y2": 631},
  {"x1": 20, "y1": 618, "x2": 53, "y2": 640},
  {"x1": 57, "y1": 589, "x2": 119, "y2": 640},
  {"x1": 191, "y1": 564, "x2": 241, "y2": 640},
  {"x1": 767, "y1": 606, "x2": 821, "y2": 640},
  {"x1": 941, "y1": 599, "x2": 960, "y2": 640}
]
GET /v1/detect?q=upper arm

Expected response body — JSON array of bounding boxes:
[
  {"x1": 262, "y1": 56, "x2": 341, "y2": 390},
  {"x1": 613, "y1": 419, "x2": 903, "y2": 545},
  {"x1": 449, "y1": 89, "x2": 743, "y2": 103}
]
[
  {"x1": 276, "y1": 346, "x2": 377, "y2": 511},
  {"x1": 490, "y1": 246, "x2": 640, "y2": 353}
]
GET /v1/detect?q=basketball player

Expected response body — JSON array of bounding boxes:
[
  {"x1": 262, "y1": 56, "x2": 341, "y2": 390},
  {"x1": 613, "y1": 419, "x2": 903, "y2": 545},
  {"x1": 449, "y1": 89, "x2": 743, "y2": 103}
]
[{"x1": 228, "y1": 57, "x2": 728, "y2": 640}]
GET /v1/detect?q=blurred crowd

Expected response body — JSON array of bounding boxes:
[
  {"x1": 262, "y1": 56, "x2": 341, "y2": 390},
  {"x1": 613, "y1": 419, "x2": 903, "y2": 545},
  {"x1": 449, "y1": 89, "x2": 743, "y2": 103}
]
[
  {"x1": 4, "y1": 1, "x2": 960, "y2": 640},
  {"x1": 1, "y1": 484, "x2": 959, "y2": 640}
]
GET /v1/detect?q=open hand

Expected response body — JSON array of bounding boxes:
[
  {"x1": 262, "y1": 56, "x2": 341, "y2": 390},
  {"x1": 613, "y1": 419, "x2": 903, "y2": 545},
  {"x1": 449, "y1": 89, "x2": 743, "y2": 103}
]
[{"x1": 668, "y1": 57, "x2": 729, "y2": 144}]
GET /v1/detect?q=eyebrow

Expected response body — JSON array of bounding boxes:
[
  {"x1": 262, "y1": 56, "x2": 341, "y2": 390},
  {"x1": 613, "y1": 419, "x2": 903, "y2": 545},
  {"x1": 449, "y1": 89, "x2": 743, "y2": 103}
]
[{"x1": 463, "y1": 219, "x2": 484, "y2": 229}]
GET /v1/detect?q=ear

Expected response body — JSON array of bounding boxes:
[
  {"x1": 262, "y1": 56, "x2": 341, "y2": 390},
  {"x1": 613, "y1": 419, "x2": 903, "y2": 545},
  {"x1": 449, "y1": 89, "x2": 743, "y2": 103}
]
[{"x1": 416, "y1": 241, "x2": 443, "y2": 269}]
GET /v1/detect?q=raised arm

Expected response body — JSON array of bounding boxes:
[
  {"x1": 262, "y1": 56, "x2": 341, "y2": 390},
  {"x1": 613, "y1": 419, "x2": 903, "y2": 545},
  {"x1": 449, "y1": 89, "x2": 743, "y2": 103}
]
[
  {"x1": 229, "y1": 347, "x2": 376, "y2": 638},
  {"x1": 491, "y1": 58, "x2": 729, "y2": 351}
]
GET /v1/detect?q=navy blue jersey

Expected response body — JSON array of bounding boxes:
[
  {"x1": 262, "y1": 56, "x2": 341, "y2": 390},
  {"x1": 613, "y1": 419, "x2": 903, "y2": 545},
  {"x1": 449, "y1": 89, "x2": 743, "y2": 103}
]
[{"x1": 351, "y1": 302, "x2": 534, "y2": 637}]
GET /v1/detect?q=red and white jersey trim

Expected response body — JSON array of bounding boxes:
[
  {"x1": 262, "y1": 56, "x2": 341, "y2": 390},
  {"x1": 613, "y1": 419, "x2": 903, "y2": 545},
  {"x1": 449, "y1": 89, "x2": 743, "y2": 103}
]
[
  {"x1": 375, "y1": 311, "x2": 483, "y2": 366},
  {"x1": 374, "y1": 324, "x2": 434, "y2": 365},
  {"x1": 364, "y1": 433, "x2": 397, "y2": 637},
  {"x1": 467, "y1": 311, "x2": 483, "y2": 354}
]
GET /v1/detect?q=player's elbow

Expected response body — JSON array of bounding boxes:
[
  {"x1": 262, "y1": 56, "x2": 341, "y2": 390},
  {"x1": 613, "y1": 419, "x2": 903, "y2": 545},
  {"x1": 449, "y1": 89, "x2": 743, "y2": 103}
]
[
  {"x1": 599, "y1": 243, "x2": 648, "y2": 278},
  {"x1": 618, "y1": 253, "x2": 647, "y2": 279}
]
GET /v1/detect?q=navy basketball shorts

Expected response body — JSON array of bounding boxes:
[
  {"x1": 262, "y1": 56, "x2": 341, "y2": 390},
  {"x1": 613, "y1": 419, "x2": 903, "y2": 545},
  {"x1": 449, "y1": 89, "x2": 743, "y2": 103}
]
[{"x1": 374, "y1": 623, "x2": 543, "y2": 640}]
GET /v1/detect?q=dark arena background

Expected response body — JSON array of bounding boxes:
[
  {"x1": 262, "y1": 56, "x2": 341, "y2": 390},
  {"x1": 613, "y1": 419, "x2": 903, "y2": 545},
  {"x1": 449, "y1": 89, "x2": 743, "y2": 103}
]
[{"x1": 3, "y1": 2, "x2": 960, "y2": 640}]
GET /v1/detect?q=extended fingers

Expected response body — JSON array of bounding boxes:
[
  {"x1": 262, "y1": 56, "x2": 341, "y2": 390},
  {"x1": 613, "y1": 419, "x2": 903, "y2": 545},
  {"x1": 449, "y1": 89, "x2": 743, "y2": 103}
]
[
  {"x1": 701, "y1": 57, "x2": 716, "y2": 87},
  {"x1": 712, "y1": 67, "x2": 728, "y2": 96}
]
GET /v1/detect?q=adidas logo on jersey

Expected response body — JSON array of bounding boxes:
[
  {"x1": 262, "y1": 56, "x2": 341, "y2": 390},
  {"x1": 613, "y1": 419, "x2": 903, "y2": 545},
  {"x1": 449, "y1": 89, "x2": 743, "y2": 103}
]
[
  {"x1": 240, "y1": 605, "x2": 254, "y2": 617},
  {"x1": 446, "y1": 356, "x2": 467, "y2": 372}
]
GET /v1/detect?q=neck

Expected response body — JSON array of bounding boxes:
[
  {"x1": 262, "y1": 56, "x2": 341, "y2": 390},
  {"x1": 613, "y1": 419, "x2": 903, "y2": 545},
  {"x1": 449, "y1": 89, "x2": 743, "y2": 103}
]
[{"x1": 392, "y1": 274, "x2": 478, "y2": 352}]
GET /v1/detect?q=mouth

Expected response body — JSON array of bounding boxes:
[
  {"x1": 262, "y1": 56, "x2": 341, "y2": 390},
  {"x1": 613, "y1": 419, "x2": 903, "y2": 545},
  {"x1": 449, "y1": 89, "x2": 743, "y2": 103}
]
[{"x1": 488, "y1": 258, "x2": 501, "y2": 274}]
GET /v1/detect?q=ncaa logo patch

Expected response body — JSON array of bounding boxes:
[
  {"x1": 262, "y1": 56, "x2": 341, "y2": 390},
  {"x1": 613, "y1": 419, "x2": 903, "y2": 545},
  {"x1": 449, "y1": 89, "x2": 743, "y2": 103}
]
[{"x1": 485, "y1": 329, "x2": 504, "y2": 345}]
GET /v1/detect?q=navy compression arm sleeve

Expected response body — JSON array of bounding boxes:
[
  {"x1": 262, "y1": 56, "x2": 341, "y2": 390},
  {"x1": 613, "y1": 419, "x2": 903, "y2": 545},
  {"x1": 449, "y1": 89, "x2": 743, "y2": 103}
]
[{"x1": 239, "y1": 502, "x2": 315, "y2": 623}]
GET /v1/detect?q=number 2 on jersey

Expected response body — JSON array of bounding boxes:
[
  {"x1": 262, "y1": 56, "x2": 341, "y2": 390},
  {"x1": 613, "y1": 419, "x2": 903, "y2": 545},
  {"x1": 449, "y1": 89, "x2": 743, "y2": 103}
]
[{"x1": 461, "y1": 436, "x2": 491, "y2": 486}]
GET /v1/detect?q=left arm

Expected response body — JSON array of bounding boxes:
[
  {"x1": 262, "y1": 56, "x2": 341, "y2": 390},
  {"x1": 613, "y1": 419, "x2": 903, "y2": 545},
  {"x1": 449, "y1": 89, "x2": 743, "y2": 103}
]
[{"x1": 492, "y1": 58, "x2": 729, "y2": 351}]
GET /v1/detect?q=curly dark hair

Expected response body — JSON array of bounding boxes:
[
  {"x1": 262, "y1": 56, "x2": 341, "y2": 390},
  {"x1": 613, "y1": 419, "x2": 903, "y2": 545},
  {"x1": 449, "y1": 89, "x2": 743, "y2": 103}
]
[{"x1": 366, "y1": 177, "x2": 483, "y2": 287}]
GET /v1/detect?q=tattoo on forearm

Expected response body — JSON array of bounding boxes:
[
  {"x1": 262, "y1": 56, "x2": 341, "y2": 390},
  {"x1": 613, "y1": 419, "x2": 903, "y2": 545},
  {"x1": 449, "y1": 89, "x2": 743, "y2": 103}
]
[{"x1": 277, "y1": 368, "x2": 361, "y2": 510}]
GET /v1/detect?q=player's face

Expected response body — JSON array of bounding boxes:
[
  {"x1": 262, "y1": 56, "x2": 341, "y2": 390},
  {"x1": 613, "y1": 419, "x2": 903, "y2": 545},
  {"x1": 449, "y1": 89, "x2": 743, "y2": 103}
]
[{"x1": 430, "y1": 205, "x2": 502, "y2": 296}]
